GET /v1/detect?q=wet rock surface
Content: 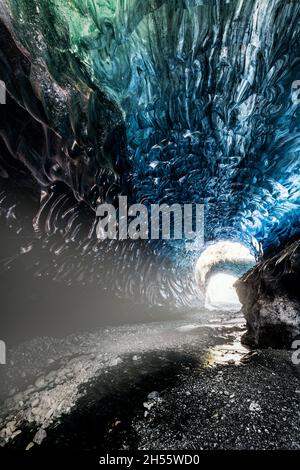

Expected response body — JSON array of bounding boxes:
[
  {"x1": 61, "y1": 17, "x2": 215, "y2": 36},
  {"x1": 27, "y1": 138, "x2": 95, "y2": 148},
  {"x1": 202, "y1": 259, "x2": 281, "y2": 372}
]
[
  {"x1": 0, "y1": 312, "x2": 300, "y2": 450},
  {"x1": 236, "y1": 239, "x2": 300, "y2": 348}
]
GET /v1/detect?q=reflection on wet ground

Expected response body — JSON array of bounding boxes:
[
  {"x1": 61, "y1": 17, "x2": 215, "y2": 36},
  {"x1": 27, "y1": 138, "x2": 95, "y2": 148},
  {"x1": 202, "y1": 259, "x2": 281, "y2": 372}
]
[{"x1": 205, "y1": 339, "x2": 251, "y2": 367}]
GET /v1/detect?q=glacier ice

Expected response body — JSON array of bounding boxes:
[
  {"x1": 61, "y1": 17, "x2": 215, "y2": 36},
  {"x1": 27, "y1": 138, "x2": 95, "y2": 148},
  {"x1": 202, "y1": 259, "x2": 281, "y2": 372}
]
[{"x1": 1, "y1": 0, "x2": 300, "y2": 306}]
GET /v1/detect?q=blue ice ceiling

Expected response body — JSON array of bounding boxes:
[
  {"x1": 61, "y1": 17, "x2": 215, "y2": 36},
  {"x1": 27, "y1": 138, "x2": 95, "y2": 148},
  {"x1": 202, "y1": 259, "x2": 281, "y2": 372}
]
[{"x1": 2, "y1": 0, "x2": 300, "y2": 256}]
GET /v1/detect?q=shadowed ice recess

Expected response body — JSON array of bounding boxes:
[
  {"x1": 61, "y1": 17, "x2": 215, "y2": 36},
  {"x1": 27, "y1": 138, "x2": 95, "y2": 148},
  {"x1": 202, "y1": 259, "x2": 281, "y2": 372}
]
[{"x1": 1, "y1": 0, "x2": 300, "y2": 309}]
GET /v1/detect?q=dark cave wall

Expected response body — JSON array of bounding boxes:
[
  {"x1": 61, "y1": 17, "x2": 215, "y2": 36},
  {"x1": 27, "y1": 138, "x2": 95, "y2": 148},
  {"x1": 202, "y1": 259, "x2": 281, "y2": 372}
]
[{"x1": 236, "y1": 239, "x2": 300, "y2": 348}]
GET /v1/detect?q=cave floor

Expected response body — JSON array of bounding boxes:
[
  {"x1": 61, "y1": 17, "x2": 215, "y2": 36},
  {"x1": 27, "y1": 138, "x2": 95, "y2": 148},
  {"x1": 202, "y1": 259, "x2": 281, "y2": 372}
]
[{"x1": 0, "y1": 311, "x2": 300, "y2": 451}]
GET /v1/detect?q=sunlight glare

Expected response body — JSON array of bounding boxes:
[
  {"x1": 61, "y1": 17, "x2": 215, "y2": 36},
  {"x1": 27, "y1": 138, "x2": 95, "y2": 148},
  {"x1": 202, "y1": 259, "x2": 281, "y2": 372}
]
[{"x1": 205, "y1": 272, "x2": 241, "y2": 311}]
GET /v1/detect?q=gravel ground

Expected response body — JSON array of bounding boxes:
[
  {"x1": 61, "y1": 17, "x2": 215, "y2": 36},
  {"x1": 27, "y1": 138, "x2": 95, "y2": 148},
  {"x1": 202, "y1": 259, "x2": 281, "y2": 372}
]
[
  {"x1": 0, "y1": 311, "x2": 299, "y2": 451},
  {"x1": 133, "y1": 350, "x2": 300, "y2": 450}
]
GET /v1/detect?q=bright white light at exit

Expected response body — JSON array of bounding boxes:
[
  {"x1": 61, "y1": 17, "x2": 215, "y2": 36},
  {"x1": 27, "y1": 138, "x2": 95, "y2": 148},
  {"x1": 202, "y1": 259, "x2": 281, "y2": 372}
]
[{"x1": 205, "y1": 273, "x2": 241, "y2": 311}]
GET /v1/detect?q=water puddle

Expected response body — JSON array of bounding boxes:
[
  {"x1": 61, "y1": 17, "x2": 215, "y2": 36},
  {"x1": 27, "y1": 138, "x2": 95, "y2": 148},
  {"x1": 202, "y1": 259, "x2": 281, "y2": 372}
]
[{"x1": 204, "y1": 339, "x2": 256, "y2": 367}]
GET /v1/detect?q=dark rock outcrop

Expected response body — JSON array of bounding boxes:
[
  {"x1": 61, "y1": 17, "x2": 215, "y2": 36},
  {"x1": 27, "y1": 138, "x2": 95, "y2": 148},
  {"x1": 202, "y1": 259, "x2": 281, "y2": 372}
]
[{"x1": 236, "y1": 240, "x2": 300, "y2": 349}]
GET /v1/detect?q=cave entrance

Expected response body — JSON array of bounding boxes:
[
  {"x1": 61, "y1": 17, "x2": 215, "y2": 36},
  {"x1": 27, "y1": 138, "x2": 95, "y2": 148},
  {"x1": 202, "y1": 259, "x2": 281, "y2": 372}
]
[
  {"x1": 195, "y1": 241, "x2": 256, "y2": 312},
  {"x1": 205, "y1": 272, "x2": 241, "y2": 311}
]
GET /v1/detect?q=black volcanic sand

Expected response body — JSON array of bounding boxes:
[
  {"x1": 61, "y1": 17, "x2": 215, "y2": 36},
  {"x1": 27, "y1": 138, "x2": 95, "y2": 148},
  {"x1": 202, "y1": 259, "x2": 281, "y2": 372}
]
[{"x1": 0, "y1": 313, "x2": 300, "y2": 451}]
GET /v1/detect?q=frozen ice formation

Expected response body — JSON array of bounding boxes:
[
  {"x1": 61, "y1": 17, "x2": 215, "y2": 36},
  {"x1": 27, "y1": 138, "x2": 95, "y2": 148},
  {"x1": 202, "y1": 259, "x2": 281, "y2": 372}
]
[{"x1": 1, "y1": 1, "x2": 300, "y2": 306}]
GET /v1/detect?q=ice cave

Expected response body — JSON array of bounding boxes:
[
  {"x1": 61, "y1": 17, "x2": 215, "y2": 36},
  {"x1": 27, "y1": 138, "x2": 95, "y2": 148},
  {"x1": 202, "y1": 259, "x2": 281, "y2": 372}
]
[{"x1": 1, "y1": 0, "x2": 300, "y2": 455}]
